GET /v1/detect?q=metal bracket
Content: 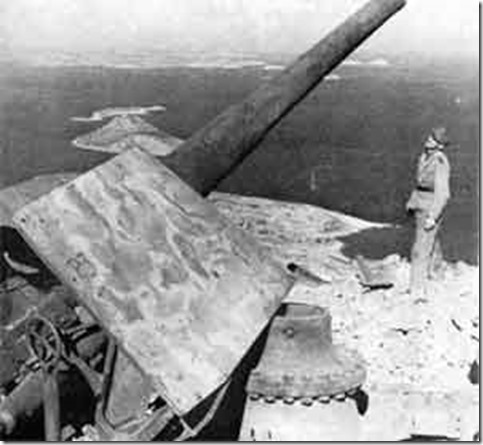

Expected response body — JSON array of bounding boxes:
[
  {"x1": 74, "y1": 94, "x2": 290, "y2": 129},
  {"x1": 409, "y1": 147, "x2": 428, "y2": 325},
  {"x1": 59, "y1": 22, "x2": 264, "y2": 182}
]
[
  {"x1": 85, "y1": 337, "x2": 230, "y2": 441},
  {"x1": 26, "y1": 316, "x2": 62, "y2": 441}
]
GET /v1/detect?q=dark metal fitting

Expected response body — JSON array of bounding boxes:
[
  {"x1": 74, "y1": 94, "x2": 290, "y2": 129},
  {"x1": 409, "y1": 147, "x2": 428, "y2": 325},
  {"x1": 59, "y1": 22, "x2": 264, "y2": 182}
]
[
  {"x1": 333, "y1": 392, "x2": 347, "y2": 402},
  {"x1": 346, "y1": 387, "x2": 360, "y2": 397},
  {"x1": 301, "y1": 397, "x2": 314, "y2": 407}
]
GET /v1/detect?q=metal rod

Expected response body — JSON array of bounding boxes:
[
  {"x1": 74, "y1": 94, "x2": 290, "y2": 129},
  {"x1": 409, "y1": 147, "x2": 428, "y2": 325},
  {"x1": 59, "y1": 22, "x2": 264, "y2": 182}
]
[{"x1": 43, "y1": 370, "x2": 61, "y2": 441}]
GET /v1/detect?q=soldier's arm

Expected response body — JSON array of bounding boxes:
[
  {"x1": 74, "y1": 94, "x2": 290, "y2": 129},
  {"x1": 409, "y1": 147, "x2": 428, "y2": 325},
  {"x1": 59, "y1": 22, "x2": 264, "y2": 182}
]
[{"x1": 428, "y1": 155, "x2": 450, "y2": 222}]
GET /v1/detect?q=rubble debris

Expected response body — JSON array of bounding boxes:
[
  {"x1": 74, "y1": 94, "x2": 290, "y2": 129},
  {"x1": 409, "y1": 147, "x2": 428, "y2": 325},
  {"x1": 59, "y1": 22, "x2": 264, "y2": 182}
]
[
  {"x1": 468, "y1": 360, "x2": 479, "y2": 385},
  {"x1": 355, "y1": 254, "x2": 400, "y2": 289},
  {"x1": 213, "y1": 193, "x2": 479, "y2": 440}
]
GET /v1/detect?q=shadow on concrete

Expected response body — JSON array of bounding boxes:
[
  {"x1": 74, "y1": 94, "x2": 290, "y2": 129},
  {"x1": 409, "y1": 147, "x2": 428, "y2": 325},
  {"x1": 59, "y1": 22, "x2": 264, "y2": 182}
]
[
  {"x1": 338, "y1": 225, "x2": 412, "y2": 262},
  {"x1": 338, "y1": 219, "x2": 478, "y2": 266}
]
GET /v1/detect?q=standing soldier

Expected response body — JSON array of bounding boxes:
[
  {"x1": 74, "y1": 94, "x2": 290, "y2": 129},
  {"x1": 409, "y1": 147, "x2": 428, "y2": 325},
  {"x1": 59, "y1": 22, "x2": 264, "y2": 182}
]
[{"x1": 406, "y1": 127, "x2": 451, "y2": 298}]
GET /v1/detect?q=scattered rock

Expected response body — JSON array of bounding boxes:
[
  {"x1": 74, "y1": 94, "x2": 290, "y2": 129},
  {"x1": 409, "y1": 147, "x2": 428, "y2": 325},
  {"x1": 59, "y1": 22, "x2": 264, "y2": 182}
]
[{"x1": 468, "y1": 360, "x2": 479, "y2": 385}]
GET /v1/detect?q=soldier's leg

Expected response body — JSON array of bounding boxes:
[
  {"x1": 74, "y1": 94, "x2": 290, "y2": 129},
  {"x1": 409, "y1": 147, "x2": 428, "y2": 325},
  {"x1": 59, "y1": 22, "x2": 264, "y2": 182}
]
[
  {"x1": 429, "y1": 229, "x2": 443, "y2": 280},
  {"x1": 410, "y1": 211, "x2": 436, "y2": 295}
]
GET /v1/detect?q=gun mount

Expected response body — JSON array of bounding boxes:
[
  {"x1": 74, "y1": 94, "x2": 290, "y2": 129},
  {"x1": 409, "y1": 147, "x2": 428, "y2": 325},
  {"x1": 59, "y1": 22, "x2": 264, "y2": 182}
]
[{"x1": 0, "y1": 0, "x2": 407, "y2": 441}]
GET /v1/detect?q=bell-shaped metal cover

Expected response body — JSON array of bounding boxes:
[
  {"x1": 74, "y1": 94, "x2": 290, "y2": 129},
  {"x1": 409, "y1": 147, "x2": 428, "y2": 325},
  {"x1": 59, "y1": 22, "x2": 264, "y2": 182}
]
[
  {"x1": 247, "y1": 304, "x2": 366, "y2": 398},
  {"x1": 72, "y1": 115, "x2": 183, "y2": 156},
  {"x1": 13, "y1": 147, "x2": 294, "y2": 414}
]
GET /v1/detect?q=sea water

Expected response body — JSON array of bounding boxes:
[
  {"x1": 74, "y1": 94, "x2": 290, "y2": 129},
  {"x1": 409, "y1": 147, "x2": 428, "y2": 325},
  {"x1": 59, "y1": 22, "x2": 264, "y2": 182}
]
[{"x1": 0, "y1": 57, "x2": 478, "y2": 264}]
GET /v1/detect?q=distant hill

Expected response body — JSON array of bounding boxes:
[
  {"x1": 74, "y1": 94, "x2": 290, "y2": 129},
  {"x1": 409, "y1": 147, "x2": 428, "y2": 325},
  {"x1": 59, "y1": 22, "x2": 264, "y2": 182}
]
[
  {"x1": 71, "y1": 105, "x2": 166, "y2": 122},
  {"x1": 72, "y1": 115, "x2": 183, "y2": 156}
]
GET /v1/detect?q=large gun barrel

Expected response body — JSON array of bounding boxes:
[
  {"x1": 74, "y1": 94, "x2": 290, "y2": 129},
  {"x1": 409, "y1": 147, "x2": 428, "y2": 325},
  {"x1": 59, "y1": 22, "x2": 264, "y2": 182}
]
[{"x1": 164, "y1": 0, "x2": 406, "y2": 195}]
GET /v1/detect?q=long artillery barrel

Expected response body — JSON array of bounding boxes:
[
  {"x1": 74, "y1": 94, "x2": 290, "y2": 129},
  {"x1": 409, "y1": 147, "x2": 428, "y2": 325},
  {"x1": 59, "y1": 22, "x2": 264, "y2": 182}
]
[
  {"x1": 0, "y1": 0, "x2": 405, "y2": 437},
  {"x1": 164, "y1": 0, "x2": 406, "y2": 195}
]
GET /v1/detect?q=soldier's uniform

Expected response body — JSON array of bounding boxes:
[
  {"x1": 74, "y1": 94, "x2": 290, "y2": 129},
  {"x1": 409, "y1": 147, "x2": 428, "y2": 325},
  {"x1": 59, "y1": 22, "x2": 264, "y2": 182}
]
[{"x1": 406, "y1": 128, "x2": 451, "y2": 296}]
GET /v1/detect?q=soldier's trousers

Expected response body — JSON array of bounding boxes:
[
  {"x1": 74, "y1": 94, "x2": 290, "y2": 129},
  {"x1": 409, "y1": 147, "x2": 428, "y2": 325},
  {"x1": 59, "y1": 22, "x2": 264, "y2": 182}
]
[{"x1": 410, "y1": 210, "x2": 443, "y2": 294}]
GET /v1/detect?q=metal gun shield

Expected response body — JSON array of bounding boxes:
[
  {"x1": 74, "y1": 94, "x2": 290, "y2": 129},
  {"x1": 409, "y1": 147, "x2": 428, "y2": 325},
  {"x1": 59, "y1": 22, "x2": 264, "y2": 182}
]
[{"x1": 13, "y1": 147, "x2": 294, "y2": 415}]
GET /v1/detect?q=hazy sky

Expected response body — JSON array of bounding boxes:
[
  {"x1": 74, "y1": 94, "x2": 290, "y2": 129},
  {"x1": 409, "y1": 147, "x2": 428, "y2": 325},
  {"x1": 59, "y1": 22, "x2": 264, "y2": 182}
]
[{"x1": 0, "y1": 0, "x2": 479, "y2": 60}]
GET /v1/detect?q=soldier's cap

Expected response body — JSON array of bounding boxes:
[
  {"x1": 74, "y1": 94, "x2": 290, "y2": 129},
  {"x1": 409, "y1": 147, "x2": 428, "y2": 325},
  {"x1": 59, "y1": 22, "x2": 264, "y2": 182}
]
[{"x1": 430, "y1": 127, "x2": 450, "y2": 147}]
